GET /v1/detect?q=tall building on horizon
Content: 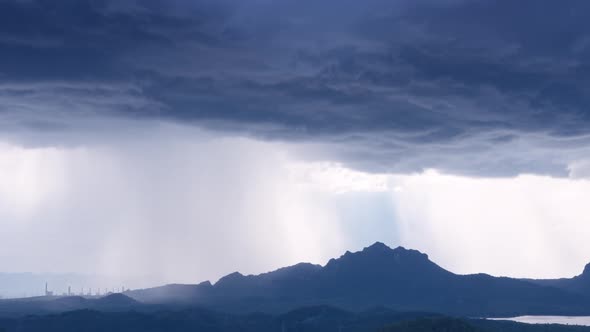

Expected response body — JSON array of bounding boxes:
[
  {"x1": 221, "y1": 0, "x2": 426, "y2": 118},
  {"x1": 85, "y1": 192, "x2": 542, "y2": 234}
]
[{"x1": 44, "y1": 282, "x2": 53, "y2": 297}]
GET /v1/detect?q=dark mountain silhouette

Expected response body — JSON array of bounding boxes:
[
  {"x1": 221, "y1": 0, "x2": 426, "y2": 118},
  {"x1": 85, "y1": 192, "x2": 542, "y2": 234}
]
[
  {"x1": 123, "y1": 281, "x2": 214, "y2": 304},
  {"x1": 526, "y1": 263, "x2": 590, "y2": 295},
  {"x1": 382, "y1": 317, "x2": 483, "y2": 332},
  {"x1": 2, "y1": 244, "x2": 589, "y2": 318},
  {"x1": 126, "y1": 243, "x2": 590, "y2": 316},
  {"x1": 1, "y1": 307, "x2": 590, "y2": 332},
  {"x1": 93, "y1": 293, "x2": 140, "y2": 309}
]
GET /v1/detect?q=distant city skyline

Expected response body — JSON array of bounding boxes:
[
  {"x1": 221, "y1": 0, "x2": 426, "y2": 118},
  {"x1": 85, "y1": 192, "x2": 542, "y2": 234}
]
[{"x1": 0, "y1": 272, "x2": 152, "y2": 299}]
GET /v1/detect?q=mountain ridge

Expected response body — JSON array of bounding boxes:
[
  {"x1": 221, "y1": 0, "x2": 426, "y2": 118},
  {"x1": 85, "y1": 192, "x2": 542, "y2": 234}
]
[
  {"x1": 126, "y1": 242, "x2": 590, "y2": 316},
  {"x1": 525, "y1": 260, "x2": 590, "y2": 294}
]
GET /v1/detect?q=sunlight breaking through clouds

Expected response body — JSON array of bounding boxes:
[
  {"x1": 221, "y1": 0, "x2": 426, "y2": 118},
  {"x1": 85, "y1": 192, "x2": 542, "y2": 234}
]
[
  {"x1": 391, "y1": 170, "x2": 590, "y2": 278},
  {"x1": 2, "y1": 131, "x2": 590, "y2": 283}
]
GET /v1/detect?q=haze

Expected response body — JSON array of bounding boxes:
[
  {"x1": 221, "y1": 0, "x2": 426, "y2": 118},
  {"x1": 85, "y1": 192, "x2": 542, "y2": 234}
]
[{"x1": 1, "y1": 0, "x2": 590, "y2": 295}]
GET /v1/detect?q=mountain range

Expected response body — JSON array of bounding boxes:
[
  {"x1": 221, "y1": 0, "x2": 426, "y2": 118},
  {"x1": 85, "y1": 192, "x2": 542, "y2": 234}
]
[
  {"x1": 526, "y1": 263, "x2": 590, "y2": 294},
  {"x1": 124, "y1": 242, "x2": 590, "y2": 316},
  {"x1": 1, "y1": 243, "x2": 589, "y2": 318}
]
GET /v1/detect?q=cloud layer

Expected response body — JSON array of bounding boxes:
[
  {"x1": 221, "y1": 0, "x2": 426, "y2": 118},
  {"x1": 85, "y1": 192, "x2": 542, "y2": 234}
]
[
  {"x1": 2, "y1": 0, "x2": 590, "y2": 176},
  {"x1": 2, "y1": 0, "x2": 590, "y2": 290}
]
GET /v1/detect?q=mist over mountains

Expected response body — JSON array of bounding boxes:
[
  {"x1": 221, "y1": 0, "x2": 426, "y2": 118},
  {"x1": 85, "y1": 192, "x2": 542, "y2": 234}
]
[
  {"x1": 122, "y1": 242, "x2": 590, "y2": 316},
  {"x1": 2, "y1": 243, "x2": 590, "y2": 331},
  {"x1": 3, "y1": 243, "x2": 584, "y2": 318},
  {"x1": 0, "y1": 273, "x2": 153, "y2": 299}
]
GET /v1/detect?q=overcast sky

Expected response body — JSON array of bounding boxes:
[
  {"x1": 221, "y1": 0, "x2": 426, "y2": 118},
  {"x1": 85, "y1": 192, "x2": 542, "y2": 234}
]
[{"x1": 1, "y1": 0, "x2": 590, "y2": 288}]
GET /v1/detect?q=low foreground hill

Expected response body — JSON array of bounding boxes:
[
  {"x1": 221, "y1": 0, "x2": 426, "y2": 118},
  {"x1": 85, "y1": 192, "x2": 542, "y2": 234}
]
[
  {"x1": 381, "y1": 317, "x2": 483, "y2": 332},
  {"x1": 1, "y1": 308, "x2": 590, "y2": 332}
]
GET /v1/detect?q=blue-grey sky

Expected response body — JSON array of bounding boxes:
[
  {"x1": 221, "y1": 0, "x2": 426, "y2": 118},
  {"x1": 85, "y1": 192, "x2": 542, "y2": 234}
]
[{"x1": 1, "y1": 0, "x2": 590, "y2": 288}]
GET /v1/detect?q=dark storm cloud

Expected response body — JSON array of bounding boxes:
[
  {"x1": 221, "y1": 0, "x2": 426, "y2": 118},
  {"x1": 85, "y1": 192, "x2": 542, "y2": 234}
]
[{"x1": 2, "y1": 0, "x2": 590, "y2": 176}]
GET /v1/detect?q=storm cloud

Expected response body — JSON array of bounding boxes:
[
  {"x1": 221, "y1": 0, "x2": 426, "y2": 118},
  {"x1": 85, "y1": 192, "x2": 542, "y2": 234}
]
[
  {"x1": 3, "y1": 0, "x2": 590, "y2": 288},
  {"x1": 2, "y1": 0, "x2": 590, "y2": 176}
]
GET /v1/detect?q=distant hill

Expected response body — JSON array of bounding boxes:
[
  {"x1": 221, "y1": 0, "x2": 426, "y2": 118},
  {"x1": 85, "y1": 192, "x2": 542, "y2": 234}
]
[
  {"x1": 3, "y1": 243, "x2": 589, "y2": 318},
  {"x1": 92, "y1": 293, "x2": 140, "y2": 309},
  {"x1": 0, "y1": 294, "x2": 141, "y2": 317},
  {"x1": 126, "y1": 242, "x2": 590, "y2": 316},
  {"x1": 526, "y1": 263, "x2": 590, "y2": 295}
]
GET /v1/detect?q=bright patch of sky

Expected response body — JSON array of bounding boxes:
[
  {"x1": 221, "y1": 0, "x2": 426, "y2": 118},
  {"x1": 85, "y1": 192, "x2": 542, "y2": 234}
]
[{"x1": 2, "y1": 132, "x2": 589, "y2": 283}]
